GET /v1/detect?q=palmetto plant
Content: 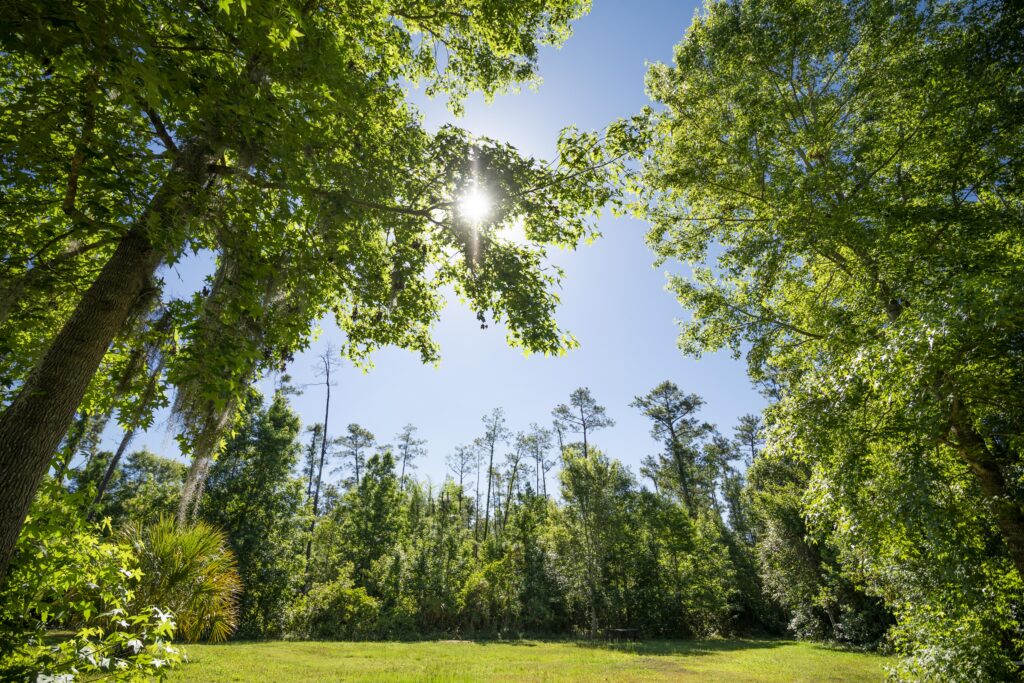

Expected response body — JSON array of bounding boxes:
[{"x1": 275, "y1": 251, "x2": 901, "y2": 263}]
[{"x1": 123, "y1": 516, "x2": 241, "y2": 642}]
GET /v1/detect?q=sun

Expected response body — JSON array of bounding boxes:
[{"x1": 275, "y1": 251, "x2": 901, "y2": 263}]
[{"x1": 457, "y1": 186, "x2": 491, "y2": 224}]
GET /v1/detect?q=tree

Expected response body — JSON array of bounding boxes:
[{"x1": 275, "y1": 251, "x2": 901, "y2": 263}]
[
  {"x1": 303, "y1": 425, "x2": 325, "y2": 500},
  {"x1": 552, "y1": 387, "x2": 614, "y2": 459},
  {"x1": 394, "y1": 424, "x2": 426, "y2": 491},
  {"x1": 631, "y1": 381, "x2": 713, "y2": 513},
  {"x1": 336, "y1": 424, "x2": 376, "y2": 489},
  {"x1": 479, "y1": 409, "x2": 510, "y2": 540},
  {"x1": 733, "y1": 415, "x2": 763, "y2": 466},
  {"x1": 521, "y1": 423, "x2": 556, "y2": 497},
  {"x1": 746, "y1": 444, "x2": 890, "y2": 645},
  {"x1": 201, "y1": 389, "x2": 307, "y2": 638},
  {"x1": 74, "y1": 448, "x2": 186, "y2": 526},
  {"x1": 557, "y1": 445, "x2": 633, "y2": 638},
  {"x1": 0, "y1": 0, "x2": 635, "y2": 580},
  {"x1": 499, "y1": 434, "x2": 530, "y2": 533},
  {"x1": 637, "y1": 0, "x2": 1023, "y2": 675},
  {"x1": 303, "y1": 420, "x2": 331, "y2": 578},
  {"x1": 447, "y1": 444, "x2": 477, "y2": 512},
  {"x1": 345, "y1": 451, "x2": 403, "y2": 587}
]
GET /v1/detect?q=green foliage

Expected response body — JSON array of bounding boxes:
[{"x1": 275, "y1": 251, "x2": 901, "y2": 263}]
[
  {"x1": 747, "y1": 448, "x2": 890, "y2": 645},
  {"x1": 123, "y1": 517, "x2": 242, "y2": 643},
  {"x1": 286, "y1": 571, "x2": 380, "y2": 641},
  {"x1": 0, "y1": 480, "x2": 181, "y2": 681},
  {"x1": 635, "y1": 0, "x2": 1024, "y2": 676},
  {"x1": 0, "y1": 0, "x2": 632, "y2": 473},
  {"x1": 201, "y1": 389, "x2": 308, "y2": 638},
  {"x1": 75, "y1": 448, "x2": 187, "y2": 525}
]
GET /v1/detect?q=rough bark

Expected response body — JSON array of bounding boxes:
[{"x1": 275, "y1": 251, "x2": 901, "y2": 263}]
[{"x1": 0, "y1": 141, "x2": 214, "y2": 582}]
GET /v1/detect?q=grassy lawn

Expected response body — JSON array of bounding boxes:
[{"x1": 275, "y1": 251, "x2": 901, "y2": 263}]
[{"x1": 166, "y1": 639, "x2": 891, "y2": 682}]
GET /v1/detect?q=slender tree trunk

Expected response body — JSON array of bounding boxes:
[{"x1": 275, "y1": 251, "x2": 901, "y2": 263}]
[
  {"x1": 0, "y1": 140, "x2": 214, "y2": 581},
  {"x1": 483, "y1": 443, "x2": 495, "y2": 540},
  {"x1": 177, "y1": 453, "x2": 212, "y2": 524},
  {"x1": 305, "y1": 427, "x2": 321, "y2": 499},
  {"x1": 474, "y1": 453, "x2": 482, "y2": 540},
  {"x1": 535, "y1": 449, "x2": 542, "y2": 493},
  {"x1": 501, "y1": 461, "x2": 519, "y2": 531},
  {"x1": 305, "y1": 360, "x2": 333, "y2": 580},
  {"x1": 90, "y1": 428, "x2": 136, "y2": 517},
  {"x1": 950, "y1": 396, "x2": 1024, "y2": 580},
  {"x1": 303, "y1": 423, "x2": 329, "y2": 584},
  {"x1": 580, "y1": 405, "x2": 589, "y2": 458},
  {"x1": 90, "y1": 356, "x2": 166, "y2": 518}
]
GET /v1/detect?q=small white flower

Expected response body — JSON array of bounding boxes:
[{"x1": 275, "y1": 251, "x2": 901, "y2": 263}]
[{"x1": 126, "y1": 639, "x2": 144, "y2": 654}]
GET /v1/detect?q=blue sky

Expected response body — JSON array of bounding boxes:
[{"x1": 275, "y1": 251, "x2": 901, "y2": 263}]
[{"x1": 138, "y1": 0, "x2": 766, "y2": 490}]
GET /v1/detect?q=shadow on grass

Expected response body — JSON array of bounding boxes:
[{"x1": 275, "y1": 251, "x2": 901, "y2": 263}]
[{"x1": 574, "y1": 638, "x2": 789, "y2": 657}]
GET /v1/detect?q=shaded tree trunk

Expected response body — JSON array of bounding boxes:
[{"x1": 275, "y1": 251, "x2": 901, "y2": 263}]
[
  {"x1": 0, "y1": 141, "x2": 215, "y2": 582},
  {"x1": 950, "y1": 396, "x2": 1024, "y2": 580}
]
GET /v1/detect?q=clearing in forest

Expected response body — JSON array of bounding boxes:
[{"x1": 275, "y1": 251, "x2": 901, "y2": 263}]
[{"x1": 165, "y1": 639, "x2": 890, "y2": 682}]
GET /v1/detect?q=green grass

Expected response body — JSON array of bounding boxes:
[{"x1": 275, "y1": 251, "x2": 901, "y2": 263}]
[{"x1": 166, "y1": 639, "x2": 892, "y2": 682}]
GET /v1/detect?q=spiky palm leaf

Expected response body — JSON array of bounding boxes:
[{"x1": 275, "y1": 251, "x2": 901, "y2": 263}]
[{"x1": 124, "y1": 516, "x2": 241, "y2": 642}]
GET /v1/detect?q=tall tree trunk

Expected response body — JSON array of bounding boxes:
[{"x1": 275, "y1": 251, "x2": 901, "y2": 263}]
[
  {"x1": 89, "y1": 355, "x2": 165, "y2": 518},
  {"x1": 483, "y1": 443, "x2": 495, "y2": 540},
  {"x1": 950, "y1": 396, "x2": 1024, "y2": 580},
  {"x1": 0, "y1": 141, "x2": 214, "y2": 582},
  {"x1": 305, "y1": 426, "x2": 321, "y2": 499},
  {"x1": 580, "y1": 404, "x2": 589, "y2": 458},
  {"x1": 89, "y1": 426, "x2": 136, "y2": 518},
  {"x1": 305, "y1": 358, "x2": 333, "y2": 582},
  {"x1": 177, "y1": 455, "x2": 212, "y2": 524},
  {"x1": 501, "y1": 461, "x2": 519, "y2": 531},
  {"x1": 303, "y1": 423, "x2": 329, "y2": 584},
  {"x1": 474, "y1": 452, "x2": 482, "y2": 540}
]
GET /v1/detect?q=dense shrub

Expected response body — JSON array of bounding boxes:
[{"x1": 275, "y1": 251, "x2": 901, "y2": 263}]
[
  {"x1": 287, "y1": 573, "x2": 380, "y2": 641},
  {"x1": 0, "y1": 480, "x2": 181, "y2": 681}
]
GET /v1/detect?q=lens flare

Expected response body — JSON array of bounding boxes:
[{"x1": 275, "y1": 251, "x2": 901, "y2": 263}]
[{"x1": 458, "y1": 187, "x2": 491, "y2": 223}]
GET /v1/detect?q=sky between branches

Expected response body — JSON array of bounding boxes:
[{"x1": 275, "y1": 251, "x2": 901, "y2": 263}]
[{"x1": 132, "y1": 0, "x2": 766, "y2": 487}]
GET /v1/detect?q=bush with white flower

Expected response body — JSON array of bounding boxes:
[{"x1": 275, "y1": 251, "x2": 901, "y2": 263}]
[{"x1": 0, "y1": 480, "x2": 183, "y2": 681}]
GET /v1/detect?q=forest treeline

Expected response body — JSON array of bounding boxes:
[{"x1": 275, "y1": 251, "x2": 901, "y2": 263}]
[
  {"x1": 1, "y1": 0, "x2": 1022, "y2": 681},
  {"x1": 63, "y1": 382, "x2": 892, "y2": 646}
]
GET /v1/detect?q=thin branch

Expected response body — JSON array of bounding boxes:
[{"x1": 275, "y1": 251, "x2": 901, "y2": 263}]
[{"x1": 145, "y1": 108, "x2": 178, "y2": 154}]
